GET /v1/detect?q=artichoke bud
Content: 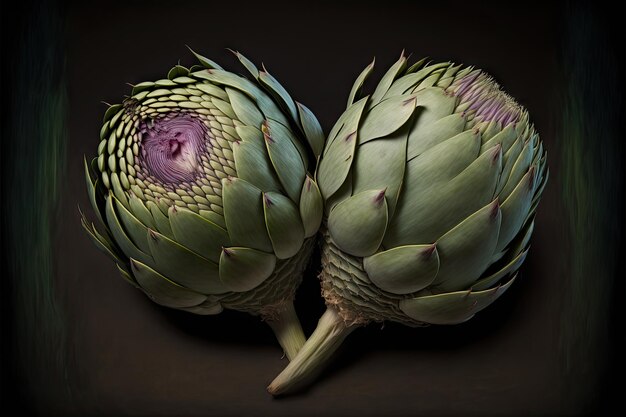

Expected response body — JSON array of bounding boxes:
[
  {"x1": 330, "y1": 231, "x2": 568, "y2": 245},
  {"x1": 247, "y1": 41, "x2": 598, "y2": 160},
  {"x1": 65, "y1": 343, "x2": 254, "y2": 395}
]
[
  {"x1": 316, "y1": 57, "x2": 548, "y2": 326},
  {"x1": 268, "y1": 55, "x2": 549, "y2": 396},
  {"x1": 82, "y1": 49, "x2": 325, "y2": 326}
]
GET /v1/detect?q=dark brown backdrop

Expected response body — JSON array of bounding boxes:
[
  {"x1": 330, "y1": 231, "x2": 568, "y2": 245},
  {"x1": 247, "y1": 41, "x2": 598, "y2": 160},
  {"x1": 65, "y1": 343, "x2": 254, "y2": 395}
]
[{"x1": 3, "y1": 0, "x2": 624, "y2": 416}]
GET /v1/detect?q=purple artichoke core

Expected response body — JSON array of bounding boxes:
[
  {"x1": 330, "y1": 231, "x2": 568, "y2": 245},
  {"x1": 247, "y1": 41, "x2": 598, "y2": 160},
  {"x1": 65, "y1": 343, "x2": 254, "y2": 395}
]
[
  {"x1": 453, "y1": 71, "x2": 522, "y2": 127},
  {"x1": 139, "y1": 114, "x2": 207, "y2": 184}
]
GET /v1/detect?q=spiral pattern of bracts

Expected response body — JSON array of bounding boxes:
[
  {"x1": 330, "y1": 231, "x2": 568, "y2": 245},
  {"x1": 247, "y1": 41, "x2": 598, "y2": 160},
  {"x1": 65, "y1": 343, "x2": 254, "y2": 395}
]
[
  {"x1": 82, "y1": 51, "x2": 325, "y2": 317},
  {"x1": 98, "y1": 79, "x2": 243, "y2": 226},
  {"x1": 319, "y1": 228, "x2": 424, "y2": 327},
  {"x1": 316, "y1": 55, "x2": 548, "y2": 325}
]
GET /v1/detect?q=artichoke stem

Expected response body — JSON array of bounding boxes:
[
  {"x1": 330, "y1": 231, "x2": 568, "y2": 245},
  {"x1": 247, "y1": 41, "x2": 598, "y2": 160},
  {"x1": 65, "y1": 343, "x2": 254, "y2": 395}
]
[
  {"x1": 265, "y1": 301, "x2": 307, "y2": 361},
  {"x1": 268, "y1": 306, "x2": 355, "y2": 396}
]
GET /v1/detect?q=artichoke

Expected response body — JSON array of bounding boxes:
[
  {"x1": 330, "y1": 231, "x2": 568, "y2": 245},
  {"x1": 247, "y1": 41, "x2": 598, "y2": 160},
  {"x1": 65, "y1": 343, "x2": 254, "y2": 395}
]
[
  {"x1": 81, "y1": 49, "x2": 325, "y2": 360},
  {"x1": 269, "y1": 53, "x2": 548, "y2": 394}
]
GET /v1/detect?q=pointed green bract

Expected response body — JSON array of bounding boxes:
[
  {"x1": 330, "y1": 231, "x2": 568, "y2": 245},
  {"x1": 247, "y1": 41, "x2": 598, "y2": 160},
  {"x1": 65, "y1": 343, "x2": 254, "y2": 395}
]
[
  {"x1": 81, "y1": 215, "x2": 126, "y2": 267},
  {"x1": 131, "y1": 82, "x2": 154, "y2": 96},
  {"x1": 262, "y1": 120, "x2": 306, "y2": 202},
  {"x1": 84, "y1": 157, "x2": 105, "y2": 225},
  {"x1": 496, "y1": 168, "x2": 535, "y2": 253},
  {"x1": 259, "y1": 69, "x2": 299, "y2": 123},
  {"x1": 113, "y1": 196, "x2": 151, "y2": 253},
  {"x1": 432, "y1": 200, "x2": 502, "y2": 292},
  {"x1": 127, "y1": 194, "x2": 155, "y2": 229},
  {"x1": 324, "y1": 171, "x2": 353, "y2": 216},
  {"x1": 146, "y1": 228, "x2": 226, "y2": 294},
  {"x1": 369, "y1": 53, "x2": 406, "y2": 106},
  {"x1": 352, "y1": 125, "x2": 408, "y2": 217},
  {"x1": 472, "y1": 249, "x2": 527, "y2": 291},
  {"x1": 327, "y1": 189, "x2": 388, "y2": 257},
  {"x1": 103, "y1": 104, "x2": 122, "y2": 123},
  {"x1": 364, "y1": 245, "x2": 439, "y2": 295},
  {"x1": 481, "y1": 123, "x2": 517, "y2": 155},
  {"x1": 500, "y1": 139, "x2": 534, "y2": 199},
  {"x1": 384, "y1": 62, "x2": 451, "y2": 99},
  {"x1": 406, "y1": 87, "x2": 458, "y2": 158},
  {"x1": 407, "y1": 113, "x2": 466, "y2": 160},
  {"x1": 230, "y1": 49, "x2": 259, "y2": 78},
  {"x1": 195, "y1": 82, "x2": 228, "y2": 101},
  {"x1": 131, "y1": 259, "x2": 208, "y2": 308},
  {"x1": 167, "y1": 65, "x2": 189, "y2": 80},
  {"x1": 193, "y1": 68, "x2": 290, "y2": 126},
  {"x1": 399, "y1": 276, "x2": 516, "y2": 325},
  {"x1": 531, "y1": 169, "x2": 549, "y2": 212},
  {"x1": 317, "y1": 97, "x2": 368, "y2": 199},
  {"x1": 496, "y1": 138, "x2": 523, "y2": 196},
  {"x1": 299, "y1": 176, "x2": 323, "y2": 238},
  {"x1": 222, "y1": 177, "x2": 273, "y2": 252},
  {"x1": 168, "y1": 206, "x2": 230, "y2": 263},
  {"x1": 297, "y1": 102, "x2": 325, "y2": 158},
  {"x1": 416, "y1": 69, "x2": 445, "y2": 89},
  {"x1": 317, "y1": 128, "x2": 357, "y2": 201},
  {"x1": 211, "y1": 97, "x2": 237, "y2": 120},
  {"x1": 187, "y1": 46, "x2": 223, "y2": 69},
  {"x1": 404, "y1": 129, "x2": 481, "y2": 191},
  {"x1": 227, "y1": 87, "x2": 264, "y2": 128},
  {"x1": 347, "y1": 58, "x2": 375, "y2": 108},
  {"x1": 437, "y1": 64, "x2": 463, "y2": 89},
  {"x1": 385, "y1": 144, "x2": 501, "y2": 247},
  {"x1": 110, "y1": 172, "x2": 129, "y2": 209},
  {"x1": 105, "y1": 194, "x2": 152, "y2": 265},
  {"x1": 219, "y1": 247, "x2": 276, "y2": 292},
  {"x1": 358, "y1": 93, "x2": 418, "y2": 144},
  {"x1": 235, "y1": 125, "x2": 263, "y2": 143},
  {"x1": 404, "y1": 57, "x2": 428, "y2": 75},
  {"x1": 263, "y1": 192, "x2": 305, "y2": 259},
  {"x1": 146, "y1": 200, "x2": 175, "y2": 238},
  {"x1": 232, "y1": 139, "x2": 283, "y2": 192},
  {"x1": 116, "y1": 263, "x2": 137, "y2": 287},
  {"x1": 325, "y1": 96, "x2": 368, "y2": 149}
]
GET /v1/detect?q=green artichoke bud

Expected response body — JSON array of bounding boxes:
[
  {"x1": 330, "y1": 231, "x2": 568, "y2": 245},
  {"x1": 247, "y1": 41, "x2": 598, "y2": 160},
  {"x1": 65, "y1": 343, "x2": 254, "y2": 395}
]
[
  {"x1": 81, "y1": 49, "x2": 325, "y2": 361},
  {"x1": 269, "y1": 53, "x2": 548, "y2": 394}
]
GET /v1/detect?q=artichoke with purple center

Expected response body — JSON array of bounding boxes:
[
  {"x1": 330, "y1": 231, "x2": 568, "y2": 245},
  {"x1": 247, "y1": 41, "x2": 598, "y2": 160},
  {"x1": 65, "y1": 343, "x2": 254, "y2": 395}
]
[
  {"x1": 81, "y1": 49, "x2": 325, "y2": 360},
  {"x1": 269, "y1": 53, "x2": 548, "y2": 394}
]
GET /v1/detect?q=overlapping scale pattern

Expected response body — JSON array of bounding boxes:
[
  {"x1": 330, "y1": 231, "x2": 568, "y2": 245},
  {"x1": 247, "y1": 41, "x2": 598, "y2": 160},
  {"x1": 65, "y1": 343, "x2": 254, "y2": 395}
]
[
  {"x1": 317, "y1": 54, "x2": 548, "y2": 325},
  {"x1": 81, "y1": 50, "x2": 325, "y2": 325}
]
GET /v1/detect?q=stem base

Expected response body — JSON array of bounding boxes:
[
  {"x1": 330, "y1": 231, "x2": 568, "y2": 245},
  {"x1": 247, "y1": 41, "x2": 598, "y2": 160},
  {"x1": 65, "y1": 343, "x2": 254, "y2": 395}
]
[
  {"x1": 265, "y1": 302, "x2": 306, "y2": 361},
  {"x1": 268, "y1": 306, "x2": 356, "y2": 396}
]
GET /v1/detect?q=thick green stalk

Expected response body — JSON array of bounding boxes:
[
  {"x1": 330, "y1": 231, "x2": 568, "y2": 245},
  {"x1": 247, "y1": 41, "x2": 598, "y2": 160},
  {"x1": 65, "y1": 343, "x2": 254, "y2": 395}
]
[
  {"x1": 265, "y1": 302, "x2": 307, "y2": 361},
  {"x1": 268, "y1": 306, "x2": 356, "y2": 395}
]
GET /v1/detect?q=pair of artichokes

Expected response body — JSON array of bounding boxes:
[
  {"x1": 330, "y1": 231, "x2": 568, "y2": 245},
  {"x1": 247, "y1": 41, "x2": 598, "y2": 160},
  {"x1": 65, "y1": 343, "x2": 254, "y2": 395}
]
[{"x1": 82, "y1": 49, "x2": 547, "y2": 395}]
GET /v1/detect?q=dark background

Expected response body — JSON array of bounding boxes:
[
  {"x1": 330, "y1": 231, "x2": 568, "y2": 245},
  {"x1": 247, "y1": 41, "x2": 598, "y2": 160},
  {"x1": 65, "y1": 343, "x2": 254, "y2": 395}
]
[{"x1": 2, "y1": 0, "x2": 624, "y2": 415}]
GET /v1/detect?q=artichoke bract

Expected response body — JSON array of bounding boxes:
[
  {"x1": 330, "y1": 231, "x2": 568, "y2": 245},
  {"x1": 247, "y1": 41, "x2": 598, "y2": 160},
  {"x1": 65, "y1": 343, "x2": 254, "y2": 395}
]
[
  {"x1": 269, "y1": 53, "x2": 548, "y2": 394},
  {"x1": 81, "y1": 49, "x2": 325, "y2": 360}
]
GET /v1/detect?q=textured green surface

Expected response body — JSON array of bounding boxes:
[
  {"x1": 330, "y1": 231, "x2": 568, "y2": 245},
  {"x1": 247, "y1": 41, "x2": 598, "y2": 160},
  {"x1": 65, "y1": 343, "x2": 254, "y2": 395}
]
[
  {"x1": 315, "y1": 56, "x2": 547, "y2": 327},
  {"x1": 81, "y1": 51, "x2": 324, "y2": 318}
]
